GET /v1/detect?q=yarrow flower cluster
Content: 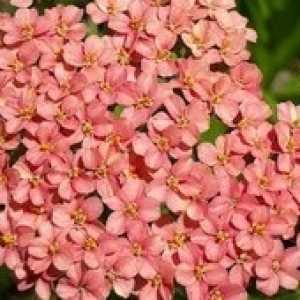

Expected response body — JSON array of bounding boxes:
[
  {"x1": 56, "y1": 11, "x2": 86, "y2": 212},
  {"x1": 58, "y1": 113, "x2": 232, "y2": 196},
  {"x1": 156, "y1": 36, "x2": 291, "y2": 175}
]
[{"x1": 0, "y1": 0, "x2": 299, "y2": 299}]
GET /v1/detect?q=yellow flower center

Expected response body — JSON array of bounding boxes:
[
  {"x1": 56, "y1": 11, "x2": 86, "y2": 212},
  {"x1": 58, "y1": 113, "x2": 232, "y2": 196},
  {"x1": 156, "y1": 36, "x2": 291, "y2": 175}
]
[
  {"x1": 0, "y1": 233, "x2": 16, "y2": 247},
  {"x1": 124, "y1": 202, "x2": 138, "y2": 219},
  {"x1": 134, "y1": 96, "x2": 154, "y2": 109},
  {"x1": 168, "y1": 232, "x2": 188, "y2": 249},
  {"x1": 150, "y1": 275, "x2": 162, "y2": 287},
  {"x1": 84, "y1": 236, "x2": 98, "y2": 251},
  {"x1": 251, "y1": 223, "x2": 266, "y2": 236},
  {"x1": 71, "y1": 209, "x2": 87, "y2": 225},
  {"x1": 166, "y1": 175, "x2": 180, "y2": 192},
  {"x1": 154, "y1": 136, "x2": 170, "y2": 152},
  {"x1": 21, "y1": 24, "x2": 34, "y2": 40},
  {"x1": 132, "y1": 242, "x2": 143, "y2": 256},
  {"x1": 194, "y1": 264, "x2": 207, "y2": 281},
  {"x1": 82, "y1": 121, "x2": 93, "y2": 136}
]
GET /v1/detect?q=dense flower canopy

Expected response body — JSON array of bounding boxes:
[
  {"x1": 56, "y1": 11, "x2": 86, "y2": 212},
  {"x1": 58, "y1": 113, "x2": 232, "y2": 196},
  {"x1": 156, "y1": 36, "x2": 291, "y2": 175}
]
[{"x1": 0, "y1": 0, "x2": 299, "y2": 299}]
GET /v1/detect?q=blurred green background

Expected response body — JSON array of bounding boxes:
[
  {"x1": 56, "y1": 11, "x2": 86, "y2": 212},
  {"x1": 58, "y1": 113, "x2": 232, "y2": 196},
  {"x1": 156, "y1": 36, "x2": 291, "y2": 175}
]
[{"x1": 0, "y1": 0, "x2": 300, "y2": 299}]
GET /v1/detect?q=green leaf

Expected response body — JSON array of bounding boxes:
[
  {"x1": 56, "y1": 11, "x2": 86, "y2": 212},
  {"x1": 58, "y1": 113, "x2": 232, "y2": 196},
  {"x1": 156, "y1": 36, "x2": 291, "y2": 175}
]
[
  {"x1": 264, "y1": 90, "x2": 278, "y2": 123},
  {"x1": 113, "y1": 105, "x2": 124, "y2": 118},
  {"x1": 199, "y1": 117, "x2": 228, "y2": 143},
  {"x1": 274, "y1": 74, "x2": 300, "y2": 98},
  {"x1": 248, "y1": 288, "x2": 300, "y2": 300},
  {"x1": 86, "y1": 18, "x2": 99, "y2": 36},
  {"x1": 0, "y1": 266, "x2": 13, "y2": 293}
]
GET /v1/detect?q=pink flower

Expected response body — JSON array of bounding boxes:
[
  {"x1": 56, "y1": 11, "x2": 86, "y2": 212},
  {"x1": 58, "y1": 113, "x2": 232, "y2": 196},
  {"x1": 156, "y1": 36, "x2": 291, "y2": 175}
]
[
  {"x1": 0, "y1": 87, "x2": 39, "y2": 134},
  {"x1": 10, "y1": 0, "x2": 33, "y2": 8},
  {"x1": 255, "y1": 240, "x2": 300, "y2": 296},
  {"x1": 175, "y1": 246, "x2": 228, "y2": 300},
  {"x1": 191, "y1": 216, "x2": 234, "y2": 262},
  {"x1": 0, "y1": 153, "x2": 19, "y2": 205},
  {"x1": 0, "y1": 42, "x2": 39, "y2": 83},
  {"x1": 135, "y1": 34, "x2": 177, "y2": 77},
  {"x1": 28, "y1": 221, "x2": 75, "y2": 274},
  {"x1": 104, "y1": 179, "x2": 160, "y2": 235},
  {"x1": 139, "y1": 257, "x2": 174, "y2": 300},
  {"x1": 46, "y1": 63, "x2": 87, "y2": 101},
  {"x1": 52, "y1": 196, "x2": 103, "y2": 230},
  {"x1": 45, "y1": 5, "x2": 86, "y2": 41},
  {"x1": 0, "y1": 211, "x2": 22, "y2": 270},
  {"x1": 3, "y1": 9, "x2": 49, "y2": 45},
  {"x1": 82, "y1": 64, "x2": 128, "y2": 105},
  {"x1": 244, "y1": 159, "x2": 287, "y2": 204},
  {"x1": 209, "y1": 284, "x2": 247, "y2": 300},
  {"x1": 0, "y1": 121, "x2": 19, "y2": 151},
  {"x1": 151, "y1": 95, "x2": 209, "y2": 149},
  {"x1": 63, "y1": 35, "x2": 108, "y2": 68},
  {"x1": 125, "y1": 222, "x2": 164, "y2": 273},
  {"x1": 23, "y1": 121, "x2": 69, "y2": 166},
  {"x1": 120, "y1": 71, "x2": 172, "y2": 127},
  {"x1": 81, "y1": 142, "x2": 128, "y2": 196},
  {"x1": 146, "y1": 0, "x2": 194, "y2": 39},
  {"x1": 148, "y1": 158, "x2": 194, "y2": 209},
  {"x1": 240, "y1": 122, "x2": 272, "y2": 158},
  {"x1": 13, "y1": 160, "x2": 49, "y2": 206},
  {"x1": 108, "y1": 0, "x2": 153, "y2": 43},
  {"x1": 56, "y1": 263, "x2": 105, "y2": 300},
  {"x1": 87, "y1": 0, "x2": 130, "y2": 24},
  {"x1": 232, "y1": 206, "x2": 288, "y2": 256},
  {"x1": 277, "y1": 101, "x2": 300, "y2": 127},
  {"x1": 230, "y1": 62, "x2": 262, "y2": 95},
  {"x1": 197, "y1": 135, "x2": 245, "y2": 176},
  {"x1": 102, "y1": 254, "x2": 137, "y2": 298},
  {"x1": 47, "y1": 152, "x2": 95, "y2": 200},
  {"x1": 198, "y1": 0, "x2": 235, "y2": 11},
  {"x1": 132, "y1": 132, "x2": 171, "y2": 170},
  {"x1": 182, "y1": 19, "x2": 222, "y2": 57}
]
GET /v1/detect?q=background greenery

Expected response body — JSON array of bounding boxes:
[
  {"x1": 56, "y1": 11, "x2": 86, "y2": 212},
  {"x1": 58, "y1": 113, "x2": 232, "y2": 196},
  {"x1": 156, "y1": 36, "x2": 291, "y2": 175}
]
[{"x1": 0, "y1": 0, "x2": 300, "y2": 298}]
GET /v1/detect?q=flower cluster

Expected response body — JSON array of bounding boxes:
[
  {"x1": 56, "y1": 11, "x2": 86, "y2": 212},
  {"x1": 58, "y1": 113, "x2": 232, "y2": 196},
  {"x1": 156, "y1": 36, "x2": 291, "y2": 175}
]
[{"x1": 0, "y1": 0, "x2": 300, "y2": 299}]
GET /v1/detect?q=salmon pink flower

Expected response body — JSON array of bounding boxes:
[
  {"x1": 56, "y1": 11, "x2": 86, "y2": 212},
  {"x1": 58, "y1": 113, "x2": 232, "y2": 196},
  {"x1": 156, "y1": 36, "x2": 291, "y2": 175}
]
[
  {"x1": 103, "y1": 179, "x2": 160, "y2": 235},
  {"x1": 56, "y1": 263, "x2": 106, "y2": 300},
  {"x1": 23, "y1": 121, "x2": 69, "y2": 166},
  {"x1": 2, "y1": 8, "x2": 49, "y2": 45},
  {"x1": 45, "y1": 5, "x2": 86, "y2": 41},
  {"x1": 150, "y1": 96, "x2": 208, "y2": 151},
  {"x1": 108, "y1": 0, "x2": 153, "y2": 43},
  {"x1": 0, "y1": 153, "x2": 19, "y2": 205},
  {"x1": 82, "y1": 64, "x2": 128, "y2": 105},
  {"x1": 135, "y1": 34, "x2": 177, "y2": 77},
  {"x1": 47, "y1": 152, "x2": 95, "y2": 200},
  {"x1": 244, "y1": 159, "x2": 287, "y2": 204},
  {"x1": 255, "y1": 240, "x2": 300, "y2": 296},
  {"x1": 87, "y1": 0, "x2": 130, "y2": 25},
  {"x1": 191, "y1": 216, "x2": 235, "y2": 262},
  {"x1": 27, "y1": 221, "x2": 76, "y2": 274},
  {"x1": 52, "y1": 196, "x2": 103, "y2": 230},
  {"x1": 277, "y1": 101, "x2": 300, "y2": 127},
  {"x1": 0, "y1": 211, "x2": 22, "y2": 271},
  {"x1": 182, "y1": 19, "x2": 222, "y2": 57},
  {"x1": 0, "y1": 42, "x2": 39, "y2": 83},
  {"x1": 232, "y1": 206, "x2": 288, "y2": 256},
  {"x1": 197, "y1": 135, "x2": 245, "y2": 176},
  {"x1": 47, "y1": 63, "x2": 87, "y2": 101},
  {"x1": 0, "y1": 87, "x2": 39, "y2": 135},
  {"x1": 63, "y1": 35, "x2": 109, "y2": 68},
  {"x1": 120, "y1": 72, "x2": 172, "y2": 127},
  {"x1": 138, "y1": 257, "x2": 174, "y2": 300},
  {"x1": 175, "y1": 246, "x2": 228, "y2": 300},
  {"x1": 10, "y1": 0, "x2": 33, "y2": 8},
  {"x1": 13, "y1": 160, "x2": 49, "y2": 206}
]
